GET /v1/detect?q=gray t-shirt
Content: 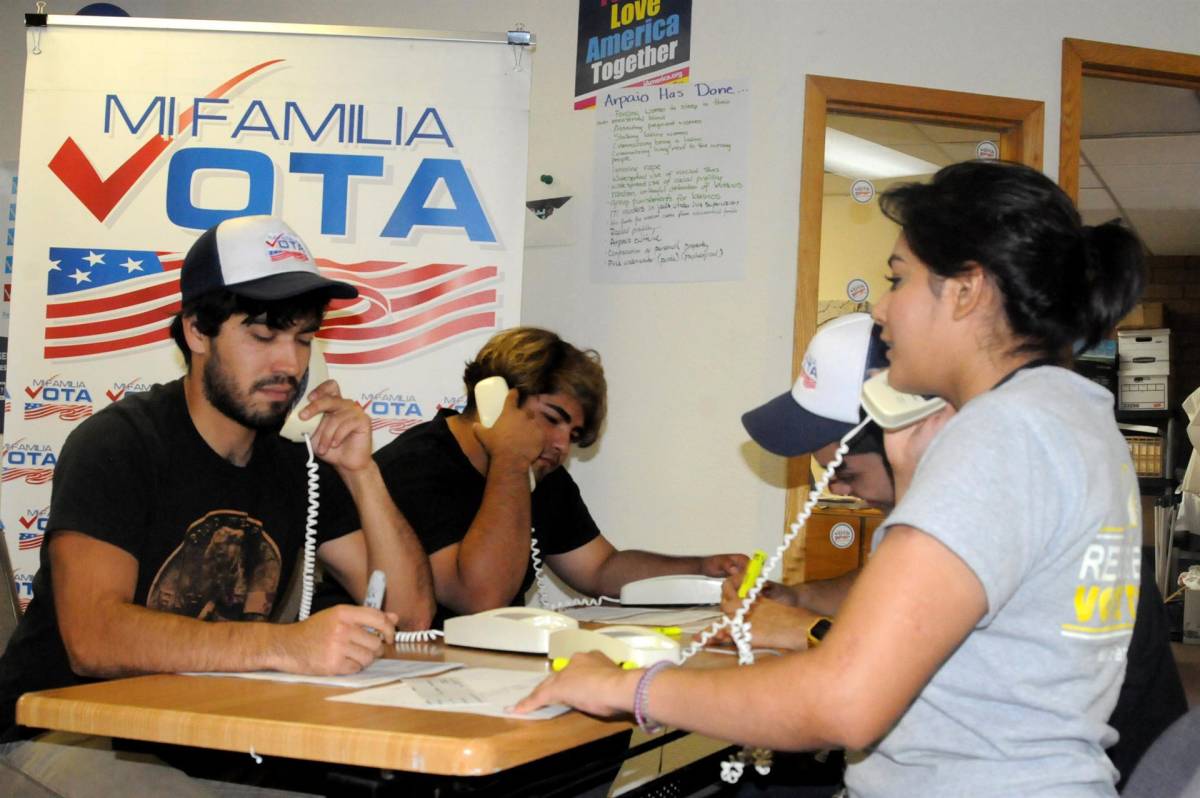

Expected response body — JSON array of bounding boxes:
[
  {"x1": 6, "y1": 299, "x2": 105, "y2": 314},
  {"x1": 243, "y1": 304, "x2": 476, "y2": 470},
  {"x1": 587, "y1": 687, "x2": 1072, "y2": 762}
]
[{"x1": 846, "y1": 367, "x2": 1139, "y2": 798}]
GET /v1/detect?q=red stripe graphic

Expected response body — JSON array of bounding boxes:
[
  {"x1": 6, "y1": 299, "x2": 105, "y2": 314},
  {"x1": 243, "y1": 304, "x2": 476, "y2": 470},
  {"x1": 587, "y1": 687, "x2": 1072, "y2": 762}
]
[
  {"x1": 325, "y1": 313, "x2": 495, "y2": 366},
  {"x1": 45, "y1": 328, "x2": 170, "y2": 360},
  {"x1": 23, "y1": 405, "x2": 93, "y2": 421},
  {"x1": 2, "y1": 469, "x2": 55, "y2": 485},
  {"x1": 369, "y1": 418, "x2": 425, "y2": 436},
  {"x1": 45, "y1": 300, "x2": 180, "y2": 339},
  {"x1": 46, "y1": 277, "x2": 180, "y2": 318}
]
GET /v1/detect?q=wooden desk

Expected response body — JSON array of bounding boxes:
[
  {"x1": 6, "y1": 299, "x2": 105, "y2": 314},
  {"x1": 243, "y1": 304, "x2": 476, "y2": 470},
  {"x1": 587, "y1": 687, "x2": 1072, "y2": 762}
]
[{"x1": 15, "y1": 643, "x2": 635, "y2": 777}]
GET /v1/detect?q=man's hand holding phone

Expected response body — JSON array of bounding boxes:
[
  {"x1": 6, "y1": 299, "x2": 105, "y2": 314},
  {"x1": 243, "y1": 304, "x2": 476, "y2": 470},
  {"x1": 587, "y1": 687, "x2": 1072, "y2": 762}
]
[
  {"x1": 472, "y1": 388, "x2": 544, "y2": 473},
  {"x1": 291, "y1": 379, "x2": 374, "y2": 472}
]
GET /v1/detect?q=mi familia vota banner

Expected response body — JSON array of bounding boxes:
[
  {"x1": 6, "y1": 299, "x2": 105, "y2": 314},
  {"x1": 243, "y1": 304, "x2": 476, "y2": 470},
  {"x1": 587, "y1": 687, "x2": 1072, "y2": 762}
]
[
  {"x1": 575, "y1": 0, "x2": 691, "y2": 110},
  {"x1": 2, "y1": 20, "x2": 532, "y2": 598}
]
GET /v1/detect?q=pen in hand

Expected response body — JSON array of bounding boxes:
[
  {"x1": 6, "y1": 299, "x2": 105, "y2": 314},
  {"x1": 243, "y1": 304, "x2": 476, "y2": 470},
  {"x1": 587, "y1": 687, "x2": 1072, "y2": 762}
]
[{"x1": 363, "y1": 569, "x2": 385, "y2": 634}]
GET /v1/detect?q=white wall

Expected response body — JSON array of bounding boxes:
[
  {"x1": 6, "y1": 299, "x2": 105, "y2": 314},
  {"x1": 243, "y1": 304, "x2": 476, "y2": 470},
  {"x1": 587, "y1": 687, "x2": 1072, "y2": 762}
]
[{"x1": 2, "y1": 0, "x2": 1198, "y2": 571}]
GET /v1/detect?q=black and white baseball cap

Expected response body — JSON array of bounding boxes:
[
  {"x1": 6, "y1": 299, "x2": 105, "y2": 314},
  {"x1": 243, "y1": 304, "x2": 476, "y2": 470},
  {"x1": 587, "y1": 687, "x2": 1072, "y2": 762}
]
[
  {"x1": 180, "y1": 215, "x2": 357, "y2": 304},
  {"x1": 741, "y1": 313, "x2": 887, "y2": 457}
]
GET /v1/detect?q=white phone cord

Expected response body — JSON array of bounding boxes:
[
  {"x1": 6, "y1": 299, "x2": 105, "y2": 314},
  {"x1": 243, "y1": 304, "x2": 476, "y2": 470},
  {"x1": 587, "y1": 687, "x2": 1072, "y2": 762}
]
[
  {"x1": 395, "y1": 629, "x2": 444, "y2": 643},
  {"x1": 695, "y1": 417, "x2": 870, "y2": 784},
  {"x1": 530, "y1": 529, "x2": 617, "y2": 610},
  {"x1": 296, "y1": 435, "x2": 320, "y2": 622},
  {"x1": 679, "y1": 416, "x2": 868, "y2": 664}
]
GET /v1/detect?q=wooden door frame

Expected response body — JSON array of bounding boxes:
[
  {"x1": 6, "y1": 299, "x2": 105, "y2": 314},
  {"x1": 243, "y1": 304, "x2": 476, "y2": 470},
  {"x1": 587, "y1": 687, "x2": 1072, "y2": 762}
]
[
  {"x1": 1059, "y1": 38, "x2": 1200, "y2": 202},
  {"x1": 786, "y1": 76, "x2": 1044, "y2": 545}
]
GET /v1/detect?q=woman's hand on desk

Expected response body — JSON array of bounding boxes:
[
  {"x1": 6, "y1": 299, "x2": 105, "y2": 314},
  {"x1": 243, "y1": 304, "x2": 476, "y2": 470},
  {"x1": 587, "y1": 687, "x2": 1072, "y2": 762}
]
[{"x1": 512, "y1": 651, "x2": 637, "y2": 718}]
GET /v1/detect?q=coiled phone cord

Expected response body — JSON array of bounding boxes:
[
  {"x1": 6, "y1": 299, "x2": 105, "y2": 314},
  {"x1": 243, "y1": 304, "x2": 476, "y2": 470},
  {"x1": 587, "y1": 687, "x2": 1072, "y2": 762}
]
[
  {"x1": 530, "y1": 529, "x2": 617, "y2": 610},
  {"x1": 678, "y1": 417, "x2": 867, "y2": 665},
  {"x1": 295, "y1": 435, "x2": 321, "y2": 622},
  {"x1": 679, "y1": 418, "x2": 869, "y2": 785}
]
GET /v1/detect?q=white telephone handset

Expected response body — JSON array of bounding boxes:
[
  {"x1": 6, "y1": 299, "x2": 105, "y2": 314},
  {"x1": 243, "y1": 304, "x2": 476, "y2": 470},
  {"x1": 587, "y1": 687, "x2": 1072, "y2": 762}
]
[
  {"x1": 860, "y1": 370, "x2": 946, "y2": 430},
  {"x1": 473, "y1": 375, "x2": 536, "y2": 492},
  {"x1": 549, "y1": 625, "x2": 682, "y2": 668},
  {"x1": 280, "y1": 340, "x2": 330, "y2": 442}
]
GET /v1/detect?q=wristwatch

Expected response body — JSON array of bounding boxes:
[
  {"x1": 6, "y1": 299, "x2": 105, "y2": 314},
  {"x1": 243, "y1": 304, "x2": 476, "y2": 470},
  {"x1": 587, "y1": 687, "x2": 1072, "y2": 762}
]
[{"x1": 806, "y1": 616, "x2": 833, "y2": 648}]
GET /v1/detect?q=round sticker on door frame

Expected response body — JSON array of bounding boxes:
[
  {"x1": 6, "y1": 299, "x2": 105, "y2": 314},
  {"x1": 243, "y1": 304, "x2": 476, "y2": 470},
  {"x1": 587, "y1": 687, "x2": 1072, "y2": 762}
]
[
  {"x1": 975, "y1": 140, "x2": 999, "y2": 160},
  {"x1": 829, "y1": 522, "x2": 856, "y2": 550},
  {"x1": 847, "y1": 278, "x2": 870, "y2": 303},
  {"x1": 850, "y1": 179, "x2": 875, "y2": 204}
]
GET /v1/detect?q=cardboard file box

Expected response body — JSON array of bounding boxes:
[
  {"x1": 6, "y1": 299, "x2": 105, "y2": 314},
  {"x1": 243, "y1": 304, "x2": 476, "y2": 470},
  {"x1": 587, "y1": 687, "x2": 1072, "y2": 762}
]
[
  {"x1": 1119, "y1": 373, "x2": 1170, "y2": 411},
  {"x1": 1117, "y1": 329, "x2": 1170, "y2": 369}
]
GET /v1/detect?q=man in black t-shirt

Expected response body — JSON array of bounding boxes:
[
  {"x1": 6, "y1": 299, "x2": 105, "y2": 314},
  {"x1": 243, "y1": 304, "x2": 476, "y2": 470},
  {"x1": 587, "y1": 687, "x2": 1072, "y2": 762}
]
[
  {"x1": 370, "y1": 327, "x2": 748, "y2": 623},
  {"x1": 0, "y1": 216, "x2": 434, "y2": 794}
]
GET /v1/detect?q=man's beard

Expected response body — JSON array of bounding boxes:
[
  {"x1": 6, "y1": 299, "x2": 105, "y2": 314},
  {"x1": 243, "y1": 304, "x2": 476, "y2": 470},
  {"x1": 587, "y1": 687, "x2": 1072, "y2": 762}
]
[{"x1": 202, "y1": 348, "x2": 297, "y2": 431}]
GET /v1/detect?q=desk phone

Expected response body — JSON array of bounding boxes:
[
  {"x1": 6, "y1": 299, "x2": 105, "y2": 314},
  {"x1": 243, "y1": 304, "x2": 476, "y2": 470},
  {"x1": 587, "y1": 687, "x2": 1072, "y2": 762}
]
[
  {"x1": 619, "y1": 574, "x2": 724, "y2": 606},
  {"x1": 443, "y1": 606, "x2": 578, "y2": 654}
]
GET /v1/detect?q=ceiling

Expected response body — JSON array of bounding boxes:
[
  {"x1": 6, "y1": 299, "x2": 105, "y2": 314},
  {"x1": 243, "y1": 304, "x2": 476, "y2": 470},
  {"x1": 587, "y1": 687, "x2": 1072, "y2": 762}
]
[
  {"x1": 824, "y1": 79, "x2": 1200, "y2": 256},
  {"x1": 1078, "y1": 77, "x2": 1200, "y2": 256}
]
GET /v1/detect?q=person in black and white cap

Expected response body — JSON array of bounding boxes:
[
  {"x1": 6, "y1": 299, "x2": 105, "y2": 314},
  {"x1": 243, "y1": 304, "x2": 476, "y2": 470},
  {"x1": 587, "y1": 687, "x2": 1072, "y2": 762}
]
[{"x1": 0, "y1": 215, "x2": 434, "y2": 796}]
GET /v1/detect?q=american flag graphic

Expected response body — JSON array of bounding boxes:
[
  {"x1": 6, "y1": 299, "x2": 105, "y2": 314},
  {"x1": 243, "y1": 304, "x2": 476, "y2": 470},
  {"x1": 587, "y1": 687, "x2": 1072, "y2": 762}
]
[
  {"x1": 23, "y1": 403, "x2": 92, "y2": 421},
  {"x1": 43, "y1": 249, "x2": 500, "y2": 365},
  {"x1": 2, "y1": 468, "x2": 53, "y2": 485},
  {"x1": 17, "y1": 531, "x2": 43, "y2": 551},
  {"x1": 44, "y1": 247, "x2": 182, "y2": 359},
  {"x1": 369, "y1": 417, "x2": 425, "y2": 436}
]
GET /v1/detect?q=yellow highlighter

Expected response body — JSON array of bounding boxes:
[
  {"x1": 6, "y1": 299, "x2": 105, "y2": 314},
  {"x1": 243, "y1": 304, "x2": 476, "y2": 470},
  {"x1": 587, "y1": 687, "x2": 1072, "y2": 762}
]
[
  {"x1": 738, "y1": 549, "x2": 767, "y2": 599},
  {"x1": 552, "y1": 657, "x2": 637, "y2": 671}
]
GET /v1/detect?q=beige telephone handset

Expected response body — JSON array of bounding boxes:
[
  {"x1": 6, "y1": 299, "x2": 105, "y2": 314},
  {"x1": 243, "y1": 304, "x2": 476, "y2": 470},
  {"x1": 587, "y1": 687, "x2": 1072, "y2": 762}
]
[
  {"x1": 474, "y1": 375, "x2": 536, "y2": 492},
  {"x1": 280, "y1": 339, "x2": 330, "y2": 442},
  {"x1": 860, "y1": 370, "x2": 946, "y2": 430},
  {"x1": 549, "y1": 625, "x2": 682, "y2": 668}
]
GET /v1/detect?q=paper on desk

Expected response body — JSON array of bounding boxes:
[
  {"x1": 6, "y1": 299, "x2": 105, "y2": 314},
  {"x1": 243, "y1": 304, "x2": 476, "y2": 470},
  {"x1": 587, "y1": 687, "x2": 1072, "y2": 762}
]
[
  {"x1": 185, "y1": 658, "x2": 464, "y2": 688},
  {"x1": 563, "y1": 606, "x2": 721, "y2": 632},
  {"x1": 329, "y1": 667, "x2": 569, "y2": 720}
]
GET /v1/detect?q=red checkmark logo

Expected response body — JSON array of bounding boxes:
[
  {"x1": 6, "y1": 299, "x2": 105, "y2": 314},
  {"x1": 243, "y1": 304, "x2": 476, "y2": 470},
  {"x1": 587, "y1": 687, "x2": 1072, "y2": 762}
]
[
  {"x1": 48, "y1": 59, "x2": 284, "y2": 223},
  {"x1": 106, "y1": 388, "x2": 126, "y2": 402},
  {"x1": 19, "y1": 514, "x2": 38, "y2": 529},
  {"x1": 24, "y1": 385, "x2": 43, "y2": 399}
]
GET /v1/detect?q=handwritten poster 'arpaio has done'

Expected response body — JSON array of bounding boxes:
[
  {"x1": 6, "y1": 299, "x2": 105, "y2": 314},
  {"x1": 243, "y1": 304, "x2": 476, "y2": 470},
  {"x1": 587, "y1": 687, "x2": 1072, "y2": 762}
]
[{"x1": 593, "y1": 81, "x2": 747, "y2": 283}]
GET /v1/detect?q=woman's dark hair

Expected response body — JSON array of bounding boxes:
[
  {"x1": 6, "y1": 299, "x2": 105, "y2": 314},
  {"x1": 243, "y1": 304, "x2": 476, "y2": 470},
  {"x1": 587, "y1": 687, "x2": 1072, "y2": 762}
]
[
  {"x1": 169, "y1": 290, "x2": 330, "y2": 366},
  {"x1": 878, "y1": 160, "x2": 1144, "y2": 353}
]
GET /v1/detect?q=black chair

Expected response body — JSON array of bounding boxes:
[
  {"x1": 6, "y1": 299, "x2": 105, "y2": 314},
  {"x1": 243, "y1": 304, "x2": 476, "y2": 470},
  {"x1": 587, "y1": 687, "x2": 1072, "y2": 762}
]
[{"x1": 1120, "y1": 705, "x2": 1200, "y2": 797}]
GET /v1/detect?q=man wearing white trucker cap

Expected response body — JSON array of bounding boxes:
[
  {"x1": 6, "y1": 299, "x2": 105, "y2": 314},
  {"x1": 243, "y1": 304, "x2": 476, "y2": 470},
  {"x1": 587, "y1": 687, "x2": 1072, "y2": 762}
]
[
  {"x1": 728, "y1": 313, "x2": 1186, "y2": 793},
  {"x1": 0, "y1": 216, "x2": 434, "y2": 796}
]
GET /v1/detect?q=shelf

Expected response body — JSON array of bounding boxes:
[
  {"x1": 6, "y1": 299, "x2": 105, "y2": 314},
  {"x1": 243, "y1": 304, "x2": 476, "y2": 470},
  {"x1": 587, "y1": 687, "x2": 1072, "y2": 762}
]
[
  {"x1": 1137, "y1": 477, "x2": 1176, "y2": 496},
  {"x1": 1118, "y1": 409, "x2": 1174, "y2": 424}
]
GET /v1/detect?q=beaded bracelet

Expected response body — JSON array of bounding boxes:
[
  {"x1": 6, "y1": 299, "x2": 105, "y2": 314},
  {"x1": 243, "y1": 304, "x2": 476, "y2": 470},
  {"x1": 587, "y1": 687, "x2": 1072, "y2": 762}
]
[{"x1": 633, "y1": 660, "x2": 675, "y2": 734}]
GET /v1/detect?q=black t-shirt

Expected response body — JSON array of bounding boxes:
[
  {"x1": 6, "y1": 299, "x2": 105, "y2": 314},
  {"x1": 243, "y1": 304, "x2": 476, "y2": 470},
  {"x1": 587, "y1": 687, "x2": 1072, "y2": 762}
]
[
  {"x1": 372, "y1": 409, "x2": 600, "y2": 624},
  {"x1": 0, "y1": 379, "x2": 359, "y2": 739}
]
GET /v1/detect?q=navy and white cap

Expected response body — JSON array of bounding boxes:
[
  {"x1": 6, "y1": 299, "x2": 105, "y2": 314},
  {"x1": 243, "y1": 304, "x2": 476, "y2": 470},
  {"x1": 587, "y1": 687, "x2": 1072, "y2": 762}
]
[
  {"x1": 742, "y1": 313, "x2": 887, "y2": 457},
  {"x1": 180, "y1": 215, "x2": 357, "y2": 304}
]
